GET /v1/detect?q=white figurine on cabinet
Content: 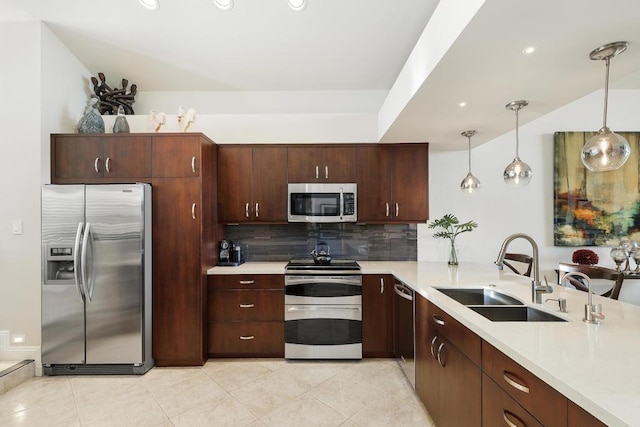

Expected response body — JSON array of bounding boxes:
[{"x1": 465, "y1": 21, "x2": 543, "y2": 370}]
[
  {"x1": 177, "y1": 106, "x2": 196, "y2": 132},
  {"x1": 150, "y1": 110, "x2": 166, "y2": 132}
]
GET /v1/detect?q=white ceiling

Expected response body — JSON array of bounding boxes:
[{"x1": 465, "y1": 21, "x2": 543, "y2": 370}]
[{"x1": 3, "y1": 0, "x2": 640, "y2": 149}]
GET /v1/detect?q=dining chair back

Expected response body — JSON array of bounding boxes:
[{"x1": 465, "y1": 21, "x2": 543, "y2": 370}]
[
  {"x1": 557, "y1": 262, "x2": 624, "y2": 300},
  {"x1": 503, "y1": 253, "x2": 533, "y2": 277}
]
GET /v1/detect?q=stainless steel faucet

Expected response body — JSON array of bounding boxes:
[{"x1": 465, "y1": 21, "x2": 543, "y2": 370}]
[
  {"x1": 560, "y1": 271, "x2": 605, "y2": 324},
  {"x1": 495, "y1": 233, "x2": 553, "y2": 304}
]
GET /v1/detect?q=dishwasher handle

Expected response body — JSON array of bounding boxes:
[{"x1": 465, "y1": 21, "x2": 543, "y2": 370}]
[{"x1": 394, "y1": 283, "x2": 413, "y2": 301}]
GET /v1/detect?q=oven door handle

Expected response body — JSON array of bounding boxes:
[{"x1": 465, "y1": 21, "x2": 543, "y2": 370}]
[
  {"x1": 287, "y1": 306, "x2": 361, "y2": 312},
  {"x1": 394, "y1": 283, "x2": 413, "y2": 301}
]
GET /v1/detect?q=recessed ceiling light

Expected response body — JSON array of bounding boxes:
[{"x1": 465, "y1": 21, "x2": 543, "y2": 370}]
[
  {"x1": 288, "y1": 0, "x2": 307, "y2": 11},
  {"x1": 458, "y1": 102, "x2": 467, "y2": 107},
  {"x1": 522, "y1": 46, "x2": 537, "y2": 55},
  {"x1": 139, "y1": 0, "x2": 159, "y2": 10},
  {"x1": 214, "y1": 0, "x2": 234, "y2": 11}
]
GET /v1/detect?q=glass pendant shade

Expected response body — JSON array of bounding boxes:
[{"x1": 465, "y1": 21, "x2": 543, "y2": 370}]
[
  {"x1": 504, "y1": 100, "x2": 531, "y2": 186},
  {"x1": 460, "y1": 130, "x2": 480, "y2": 193},
  {"x1": 503, "y1": 156, "x2": 532, "y2": 186},
  {"x1": 581, "y1": 41, "x2": 630, "y2": 172},
  {"x1": 581, "y1": 127, "x2": 630, "y2": 172}
]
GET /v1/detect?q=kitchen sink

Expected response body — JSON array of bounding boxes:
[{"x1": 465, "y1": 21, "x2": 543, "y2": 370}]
[
  {"x1": 469, "y1": 306, "x2": 567, "y2": 322},
  {"x1": 435, "y1": 288, "x2": 524, "y2": 306}
]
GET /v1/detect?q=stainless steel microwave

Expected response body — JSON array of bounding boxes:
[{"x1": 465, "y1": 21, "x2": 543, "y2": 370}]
[{"x1": 288, "y1": 183, "x2": 357, "y2": 223}]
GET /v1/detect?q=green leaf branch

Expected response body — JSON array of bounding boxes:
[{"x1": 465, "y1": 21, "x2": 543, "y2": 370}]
[{"x1": 428, "y1": 214, "x2": 478, "y2": 245}]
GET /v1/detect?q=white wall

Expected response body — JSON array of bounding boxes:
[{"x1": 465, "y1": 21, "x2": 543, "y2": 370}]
[
  {"x1": 0, "y1": 22, "x2": 91, "y2": 366},
  {"x1": 419, "y1": 89, "x2": 640, "y2": 304}
]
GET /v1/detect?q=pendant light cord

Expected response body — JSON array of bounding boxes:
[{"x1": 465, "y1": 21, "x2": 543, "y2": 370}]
[
  {"x1": 515, "y1": 107, "x2": 520, "y2": 158},
  {"x1": 603, "y1": 57, "x2": 610, "y2": 129},
  {"x1": 467, "y1": 135, "x2": 472, "y2": 173}
]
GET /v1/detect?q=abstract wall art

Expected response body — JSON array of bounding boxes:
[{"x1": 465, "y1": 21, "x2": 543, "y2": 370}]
[{"x1": 554, "y1": 131, "x2": 640, "y2": 246}]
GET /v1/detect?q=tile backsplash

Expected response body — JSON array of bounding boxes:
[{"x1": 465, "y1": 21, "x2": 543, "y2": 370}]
[{"x1": 223, "y1": 223, "x2": 417, "y2": 261}]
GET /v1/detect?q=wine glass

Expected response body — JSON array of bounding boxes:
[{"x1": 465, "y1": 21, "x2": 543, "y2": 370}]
[
  {"x1": 610, "y1": 246, "x2": 627, "y2": 272},
  {"x1": 633, "y1": 249, "x2": 640, "y2": 274},
  {"x1": 620, "y1": 239, "x2": 637, "y2": 272}
]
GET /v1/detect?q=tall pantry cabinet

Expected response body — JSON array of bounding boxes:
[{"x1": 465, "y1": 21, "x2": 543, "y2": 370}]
[{"x1": 50, "y1": 133, "x2": 217, "y2": 366}]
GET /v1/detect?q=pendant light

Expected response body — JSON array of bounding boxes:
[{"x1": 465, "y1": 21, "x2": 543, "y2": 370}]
[
  {"x1": 460, "y1": 130, "x2": 480, "y2": 193},
  {"x1": 581, "y1": 41, "x2": 630, "y2": 172},
  {"x1": 503, "y1": 100, "x2": 532, "y2": 186}
]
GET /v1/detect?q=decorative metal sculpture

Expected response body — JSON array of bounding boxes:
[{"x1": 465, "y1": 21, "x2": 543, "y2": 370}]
[{"x1": 90, "y1": 72, "x2": 138, "y2": 115}]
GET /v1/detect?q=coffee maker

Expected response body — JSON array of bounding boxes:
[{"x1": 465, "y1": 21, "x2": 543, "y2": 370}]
[{"x1": 218, "y1": 239, "x2": 244, "y2": 266}]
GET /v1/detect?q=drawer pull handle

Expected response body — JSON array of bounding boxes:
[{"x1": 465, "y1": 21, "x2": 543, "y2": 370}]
[
  {"x1": 503, "y1": 410, "x2": 525, "y2": 427},
  {"x1": 503, "y1": 372, "x2": 530, "y2": 394},
  {"x1": 430, "y1": 336, "x2": 438, "y2": 359},
  {"x1": 239, "y1": 304, "x2": 255, "y2": 308},
  {"x1": 432, "y1": 315, "x2": 445, "y2": 326},
  {"x1": 239, "y1": 335, "x2": 255, "y2": 340},
  {"x1": 239, "y1": 280, "x2": 255, "y2": 285},
  {"x1": 191, "y1": 156, "x2": 196, "y2": 173},
  {"x1": 380, "y1": 277, "x2": 384, "y2": 294},
  {"x1": 436, "y1": 342, "x2": 446, "y2": 368}
]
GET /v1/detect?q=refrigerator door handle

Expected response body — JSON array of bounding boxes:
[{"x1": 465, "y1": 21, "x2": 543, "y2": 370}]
[
  {"x1": 81, "y1": 222, "x2": 95, "y2": 302},
  {"x1": 73, "y1": 222, "x2": 86, "y2": 301}
]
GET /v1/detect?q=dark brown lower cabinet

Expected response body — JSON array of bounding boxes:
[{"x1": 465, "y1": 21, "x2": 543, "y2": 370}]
[
  {"x1": 483, "y1": 372, "x2": 543, "y2": 427},
  {"x1": 415, "y1": 294, "x2": 481, "y2": 427},
  {"x1": 568, "y1": 400, "x2": 607, "y2": 427},
  {"x1": 362, "y1": 274, "x2": 394, "y2": 357},
  {"x1": 207, "y1": 275, "x2": 284, "y2": 357}
]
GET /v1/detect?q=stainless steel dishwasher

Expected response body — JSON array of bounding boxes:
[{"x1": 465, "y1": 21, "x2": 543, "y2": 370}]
[{"x1": 394, "y1": 279, "x2": 415, "y2": 388}]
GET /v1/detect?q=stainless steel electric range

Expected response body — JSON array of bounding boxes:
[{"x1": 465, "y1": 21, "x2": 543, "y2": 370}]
[{"x1": 284, "y1": 258, "x2": 362, "y2": 359}]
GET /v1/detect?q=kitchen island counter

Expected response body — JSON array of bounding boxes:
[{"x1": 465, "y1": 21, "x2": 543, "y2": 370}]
[{"x1": 209, "y1": 261, "x2": 640, "y2": 426}]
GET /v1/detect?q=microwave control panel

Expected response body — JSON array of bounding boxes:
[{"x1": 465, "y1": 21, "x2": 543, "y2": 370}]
[{"x1": 344, "y1": 194, "x2": 355, "y2": 215}]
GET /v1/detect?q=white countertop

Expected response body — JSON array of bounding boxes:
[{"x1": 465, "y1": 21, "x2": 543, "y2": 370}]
[{"x1": 209, "y1": 261, "x2": 640, "y2": 426}]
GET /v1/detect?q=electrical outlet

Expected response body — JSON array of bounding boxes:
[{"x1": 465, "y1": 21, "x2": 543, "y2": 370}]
[{"x1": 12, "y1": 220, "x2": 22, "y2": 235}]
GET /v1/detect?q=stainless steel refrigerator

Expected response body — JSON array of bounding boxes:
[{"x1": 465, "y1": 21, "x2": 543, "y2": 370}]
[{"x1": 41, "y1": 184, "x2": 153, "y2": 375}]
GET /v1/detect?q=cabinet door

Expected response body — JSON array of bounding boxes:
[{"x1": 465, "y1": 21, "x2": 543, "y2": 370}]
[
  {"x1": 252, "y1": 146, "x2": 288, "y2": 222},
  {"x1": 152, "y1": 178, "x2": 204, "y2": 365},
  {"x1": 102, "y1": 136, "x2": 151, "y2": 178},
  {"x1": 152, "y1": 135, "x2": 201, "y2": 177},
  {"x1": 51, "y1": 135, "x2": 103, "y2": 181},
  {"x1": 287, "y1": 146, "x2": 322, "y2": 182},
  {"x1": 357, "y1": 146, "x2": 393, "y2": 222},
  {"x1": 362, "y1": 274, "x2": 394, "y2": 357},
  {"x1": 217, "y1": 146, "x2": 253, "y2": 222},
  {"x1": 390, "y1": 144, "x2": 429, "y2": 222},
  {"x1": 322, "y1": 146, "x2": 356, "y2": 182},
  {"x1": 415, "y1": 294, "x2": 440, "y2": 417}
]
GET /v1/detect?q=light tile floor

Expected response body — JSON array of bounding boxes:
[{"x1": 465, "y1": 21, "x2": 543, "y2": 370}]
[{"x1": 0, "y1": 359, "x2": 435, "y2": 426}]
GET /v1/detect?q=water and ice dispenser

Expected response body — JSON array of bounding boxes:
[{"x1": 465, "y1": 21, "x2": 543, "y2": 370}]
[{"x1": 44, "y1": 244, "x2": 75, "y2": 284}]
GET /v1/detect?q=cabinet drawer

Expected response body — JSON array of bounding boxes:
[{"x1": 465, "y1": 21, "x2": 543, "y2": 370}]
[
  {"x1": 208, "y1": 290, "x2": 284, "y2": 321},
  {"x1": 426, "y1": 299, "x2": 481, "y2": 366},
  {"x1": 208, "y1": 321, "x2": 284, "y2": 356},
  {"x1": 209, "y1": 274, "x2": 284, "y2": 290},
  {"x1": 482, "y1": 341, "x2": 567, "y2": 427},
  {"x1": 483, "y1": 373, "x2": 543, "y2": 427}
]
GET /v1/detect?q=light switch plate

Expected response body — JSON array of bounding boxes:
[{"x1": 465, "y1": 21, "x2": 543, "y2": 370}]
[{"x1": 12, "y1": 220, "x2": 22, "y2": 235}]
